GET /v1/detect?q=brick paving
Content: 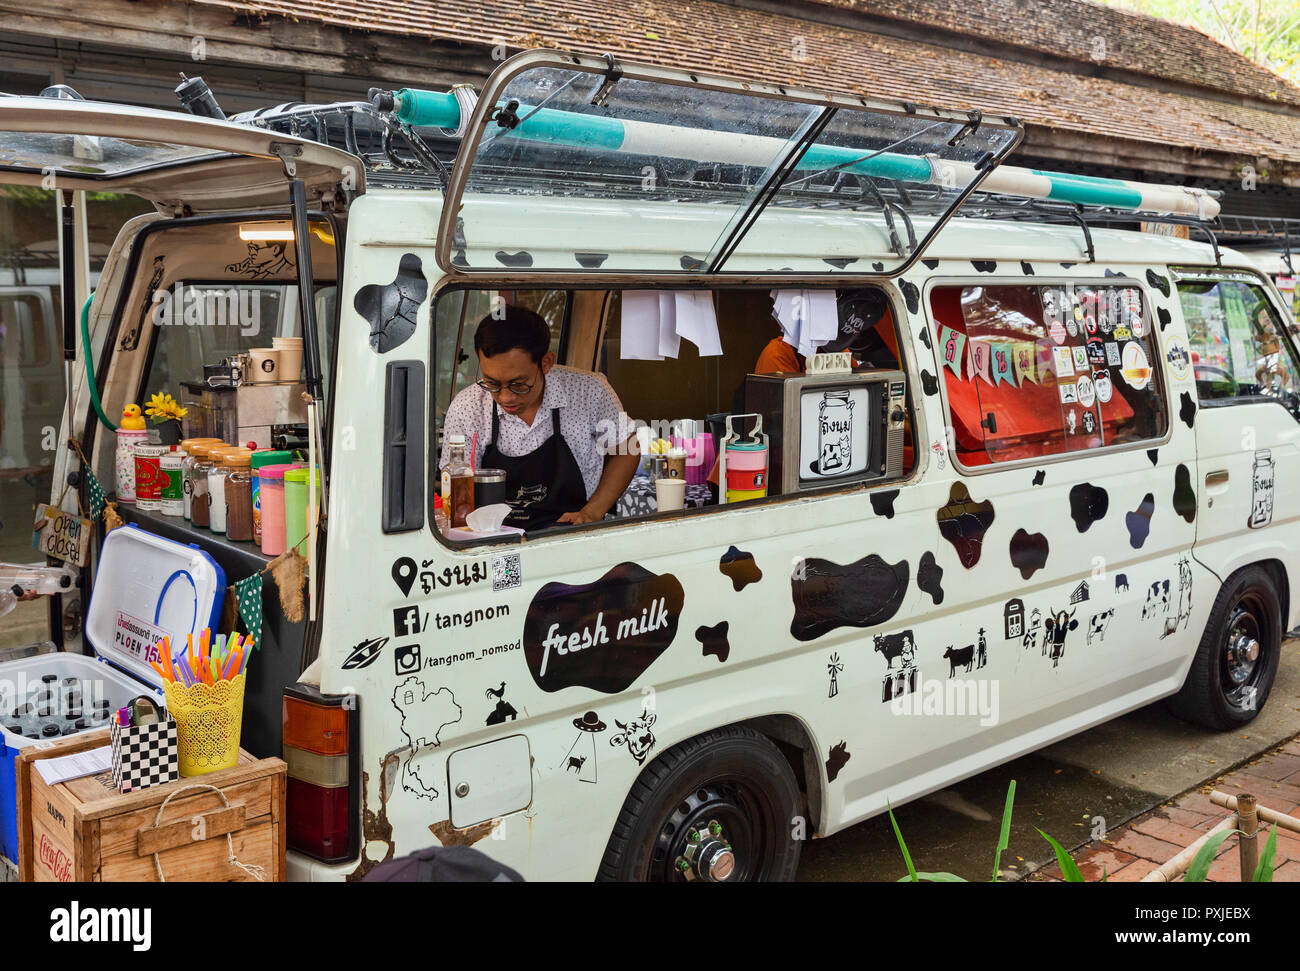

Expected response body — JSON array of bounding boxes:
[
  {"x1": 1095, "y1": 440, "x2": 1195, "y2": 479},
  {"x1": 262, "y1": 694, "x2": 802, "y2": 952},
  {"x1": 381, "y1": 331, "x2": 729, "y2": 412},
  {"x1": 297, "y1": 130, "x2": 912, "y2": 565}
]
[{"x1": 1030, "y1": 736, "x2": 1300, "y2": 882}]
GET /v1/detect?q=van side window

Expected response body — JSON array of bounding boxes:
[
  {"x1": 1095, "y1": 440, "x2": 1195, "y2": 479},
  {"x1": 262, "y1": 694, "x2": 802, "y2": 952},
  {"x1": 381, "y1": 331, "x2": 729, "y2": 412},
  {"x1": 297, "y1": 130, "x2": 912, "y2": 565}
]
[
  {"x1": 931, "y1": 283, "x2": 1168, "y2": 467},
  {"x1": 1178, "y1": 278, "x2": 1300, "y2": 412}
]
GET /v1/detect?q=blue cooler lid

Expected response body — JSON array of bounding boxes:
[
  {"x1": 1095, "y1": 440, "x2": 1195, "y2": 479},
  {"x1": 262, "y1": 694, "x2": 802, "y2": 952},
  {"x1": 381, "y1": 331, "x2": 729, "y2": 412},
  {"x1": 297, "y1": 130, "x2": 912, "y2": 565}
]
[{"x1": 83, "y1": 524, "x2": 227, "y2": 687}]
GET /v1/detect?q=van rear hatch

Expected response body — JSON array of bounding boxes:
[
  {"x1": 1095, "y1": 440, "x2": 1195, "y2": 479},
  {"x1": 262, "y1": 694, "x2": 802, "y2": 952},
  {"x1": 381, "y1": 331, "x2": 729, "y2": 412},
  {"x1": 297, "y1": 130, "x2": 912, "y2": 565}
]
[{"x1": 0, "y1": 95, "x2": 362, "y2": 212}]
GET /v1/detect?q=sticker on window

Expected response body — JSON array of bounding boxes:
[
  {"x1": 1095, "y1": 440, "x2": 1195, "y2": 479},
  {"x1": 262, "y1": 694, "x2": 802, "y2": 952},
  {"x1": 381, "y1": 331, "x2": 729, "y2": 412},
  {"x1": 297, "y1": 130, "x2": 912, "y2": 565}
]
[
  {"x1": 1121, "y1": 342, "x2": 1151, "y2": 390},
  {"x1": 1053, "y1": 346, "x2": 1076, "y2": 377},
  {"x1": 1076, "y1": 375, "x2": 1096, "y2": 408},
  {"x1": 1094, "y1": 369, "x2": 1113, "y2": 403},
  {"x1": 1059, "y1": 382, "x2": 1078, "y2": 404},
  {"x1": 1105, "y1": 342, "x2": 1121, "y2": 366}
]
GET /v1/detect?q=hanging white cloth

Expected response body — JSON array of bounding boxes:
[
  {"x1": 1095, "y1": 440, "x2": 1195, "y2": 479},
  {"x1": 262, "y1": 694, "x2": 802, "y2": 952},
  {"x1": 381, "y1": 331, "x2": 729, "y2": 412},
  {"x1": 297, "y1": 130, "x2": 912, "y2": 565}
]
[
  {"x1": 620, "y1": 291, "x2": 722, "y2": 360},
  {"x1": 770, "y1": 289, "x2": 839, "y2": 359}
]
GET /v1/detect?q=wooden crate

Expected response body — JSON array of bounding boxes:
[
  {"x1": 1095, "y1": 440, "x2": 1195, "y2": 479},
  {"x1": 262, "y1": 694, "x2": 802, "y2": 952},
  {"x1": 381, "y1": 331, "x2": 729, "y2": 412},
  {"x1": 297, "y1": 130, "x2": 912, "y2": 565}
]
[{"x1": 15, "y1": 728, "x2": 286, "y2": 882}]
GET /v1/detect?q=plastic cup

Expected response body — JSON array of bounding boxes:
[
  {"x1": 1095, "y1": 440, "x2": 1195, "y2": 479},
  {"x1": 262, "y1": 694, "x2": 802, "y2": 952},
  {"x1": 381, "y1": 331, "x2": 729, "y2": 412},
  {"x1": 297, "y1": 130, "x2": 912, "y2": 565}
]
[
  {"x1": 655, "y1": 477, "x2": 687, "y2": 512},
  {"x1": 284, "y1": 466, "x2": 321, "y2": 556}
]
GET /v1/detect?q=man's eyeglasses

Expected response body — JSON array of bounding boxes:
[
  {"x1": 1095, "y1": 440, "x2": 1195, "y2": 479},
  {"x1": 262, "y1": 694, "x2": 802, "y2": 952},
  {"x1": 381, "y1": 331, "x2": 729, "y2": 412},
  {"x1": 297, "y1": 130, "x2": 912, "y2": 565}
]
[{"x1": 476, "y1": 375, "x2": 538, "y2": 396}]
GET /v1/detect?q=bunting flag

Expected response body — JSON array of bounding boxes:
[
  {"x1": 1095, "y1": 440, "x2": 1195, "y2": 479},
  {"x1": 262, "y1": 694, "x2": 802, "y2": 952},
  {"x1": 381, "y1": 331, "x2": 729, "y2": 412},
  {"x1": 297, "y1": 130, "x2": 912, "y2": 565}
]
[
  {"x1": 969, "y1": 340, "x2": 993, "y2": 385},
  {"x1": 991, "y1": 342, "x2": 1017, "y2": 387},
  {"x1": 234, "y1": 572, "x2": 264, "y2": 649},
  {"x1": 86, "y1": 469, "x2": 106, "y2": 521},
  {"x1": 1037, "y1": 342, "x2": 1056, "y2": 379},
  {"x1": 1013, "y1": 341, "x2": 1037, "y2": 385},
  {"x1": 939, "y1": 325, "x2": 966, "y2": 378}
]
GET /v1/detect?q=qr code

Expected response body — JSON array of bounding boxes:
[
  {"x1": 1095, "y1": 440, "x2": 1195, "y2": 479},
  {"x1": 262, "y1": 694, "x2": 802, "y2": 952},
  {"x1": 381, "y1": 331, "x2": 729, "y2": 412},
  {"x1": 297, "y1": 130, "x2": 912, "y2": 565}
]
[{"x1": 492, "y1": 553, "x2": 522, "y2": 591}]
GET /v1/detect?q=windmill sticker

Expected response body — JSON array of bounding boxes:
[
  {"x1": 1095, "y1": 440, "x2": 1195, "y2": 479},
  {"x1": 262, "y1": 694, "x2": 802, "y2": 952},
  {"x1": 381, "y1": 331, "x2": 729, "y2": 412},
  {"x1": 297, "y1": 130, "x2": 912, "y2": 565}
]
[
  {"x1": 560, "y1": 710, "x2": 606, "y2": 784},
  {"x1": 827, "y1": 653, "x2": 843, "y2": 698}
]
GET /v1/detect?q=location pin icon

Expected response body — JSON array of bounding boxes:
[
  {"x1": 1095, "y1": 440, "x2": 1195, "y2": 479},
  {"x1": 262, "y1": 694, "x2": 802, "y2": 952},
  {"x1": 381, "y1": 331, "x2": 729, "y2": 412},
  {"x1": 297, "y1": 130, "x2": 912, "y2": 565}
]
[{"x1": 392, "y1": 556, "x2": 418, "y2": 597}]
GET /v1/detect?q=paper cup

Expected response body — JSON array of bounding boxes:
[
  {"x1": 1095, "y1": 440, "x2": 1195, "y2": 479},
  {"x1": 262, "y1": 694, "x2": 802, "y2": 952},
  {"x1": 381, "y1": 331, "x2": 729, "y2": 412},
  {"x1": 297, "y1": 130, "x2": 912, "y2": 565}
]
[
  {"x1": 655, "y1": 477, "x2": 687, "y2": 512},
  {"x1": 272, "y1": 338, "x2": 303, "y2": 381},
  {"x1": 249, "y1": 348, "x2": 281, "y2": 384},
  {"x1": 665, "y1": 449, "x2": 687, "y2": 480}
]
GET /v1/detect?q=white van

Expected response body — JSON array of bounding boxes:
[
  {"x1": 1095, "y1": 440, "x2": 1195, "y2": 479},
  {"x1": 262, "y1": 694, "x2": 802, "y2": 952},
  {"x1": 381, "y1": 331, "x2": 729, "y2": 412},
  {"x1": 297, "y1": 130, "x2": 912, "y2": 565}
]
[{"x1": 4, "y1": 50, "x2": 1298, "y2": 882}]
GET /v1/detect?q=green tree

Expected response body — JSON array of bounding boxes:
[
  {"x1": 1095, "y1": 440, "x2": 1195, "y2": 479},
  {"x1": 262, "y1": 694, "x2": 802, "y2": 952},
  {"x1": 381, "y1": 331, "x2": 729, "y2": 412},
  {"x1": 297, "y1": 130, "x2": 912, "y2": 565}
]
[{"x1": 1103, "y1": 0, "x2": 1300, "y2": 83}]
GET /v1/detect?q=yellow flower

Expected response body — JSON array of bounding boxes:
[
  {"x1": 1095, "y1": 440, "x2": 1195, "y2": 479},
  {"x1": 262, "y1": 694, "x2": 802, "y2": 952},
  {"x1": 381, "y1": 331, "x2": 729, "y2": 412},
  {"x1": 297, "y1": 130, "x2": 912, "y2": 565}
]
[{"x1": 145, "y1": 391, "x2": 186, "y2": 422}]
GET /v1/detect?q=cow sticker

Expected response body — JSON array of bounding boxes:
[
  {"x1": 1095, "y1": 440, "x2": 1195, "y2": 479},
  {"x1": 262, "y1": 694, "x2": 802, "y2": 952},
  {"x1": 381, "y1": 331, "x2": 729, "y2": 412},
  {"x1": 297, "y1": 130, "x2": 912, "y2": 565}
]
[
  {"x1": 826, "y1": 742, "x2": 851, "y2": 782},
  {"x1": 871, "y1": 489, "x2": 899, "y2": 518},
  {"x1": 610, "y1": 707, "x2": 658, "y2": 765},
  {"x1": 1179, "y1": 391, "x2": 1196, "y2": 429},
  {"x1": 936, "y1": 483, "x2": 995, "y2": 569},
  {"x1": 1173, "y1": 464, "x2": 1196, "y2": 523},
  {"x1": 696, "y1": 622, "x2": 730, "y2": 663},
  {"x1": 522, "y1": 563, "x2": 684, "y2": 693},
  {"x1": 719, "y1": 546, "x2": 763, "y2": 591},
  {"x1": 354, "y1": 253, "x2": 427, "y2": 353},
  {"x1": 1126, "y1": 493, "x2": 1156, "y2": 549},
  {"x1": 1068, "y1": 482, "x2": 1109, "y2": 533},
  {"x1": 1142, "y1": 578, "x2": 1171, "y2": 623},
  {"x1": 1042, "y1": 608, "x2": 1080, "y2": 668},
  {"x1": 876, "y1": 629, "x2": 919, "y2": 702},
  {"x1": 1087, "y1": 609, "x2": 1114, "y2": 645},
  {"x1": 561, "y1": 711, "x2": 606, "y2": 784},
  {"x1": 1248, "y1": 450, "x2": 1275, "y2": 529},
  {"x1": 1009, "y1": 528, "x2": 1050, "y2": 580},
  {"x1": 1160, "y1": 555, "x2": 1193, "y2": 639},
  {"x1": 791, "y1": 554, "x2": 909, "y2": 641},
  {"x1": 917, "y1": 551, "x2": 945, "y2": 606}
]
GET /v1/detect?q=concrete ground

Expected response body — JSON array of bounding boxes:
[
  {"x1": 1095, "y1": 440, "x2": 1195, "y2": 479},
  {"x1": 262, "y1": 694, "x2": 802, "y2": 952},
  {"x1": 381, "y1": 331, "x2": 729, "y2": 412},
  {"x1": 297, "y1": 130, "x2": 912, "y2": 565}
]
[{"x1": 797, "y1": 639, "x2": 1300, "y2": 882}]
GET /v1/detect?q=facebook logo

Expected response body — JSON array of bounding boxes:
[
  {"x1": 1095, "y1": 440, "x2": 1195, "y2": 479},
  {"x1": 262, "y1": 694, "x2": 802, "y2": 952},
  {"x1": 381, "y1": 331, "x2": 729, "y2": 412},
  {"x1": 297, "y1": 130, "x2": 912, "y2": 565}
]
[{"x1": 393, "y1": 605, "x2": 425, "y2": 637}]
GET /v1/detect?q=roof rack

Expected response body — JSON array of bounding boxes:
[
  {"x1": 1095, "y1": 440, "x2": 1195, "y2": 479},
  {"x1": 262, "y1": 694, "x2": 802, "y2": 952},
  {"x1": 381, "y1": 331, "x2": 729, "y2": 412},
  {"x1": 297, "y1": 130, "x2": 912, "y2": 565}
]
[{"x1": 1215, "y1": 214, "x2": 1300, "y2": 273}]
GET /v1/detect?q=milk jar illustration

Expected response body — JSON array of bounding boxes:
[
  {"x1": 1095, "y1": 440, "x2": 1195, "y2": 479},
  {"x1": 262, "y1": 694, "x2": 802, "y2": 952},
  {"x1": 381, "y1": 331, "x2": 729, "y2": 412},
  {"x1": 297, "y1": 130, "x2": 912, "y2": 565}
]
[
  {"x1": 818, "y1": 390, "x2": 854, "y2": 474},
  {"x1": 1249, "y1": 449, "x2": 1275, "y2": 529}
]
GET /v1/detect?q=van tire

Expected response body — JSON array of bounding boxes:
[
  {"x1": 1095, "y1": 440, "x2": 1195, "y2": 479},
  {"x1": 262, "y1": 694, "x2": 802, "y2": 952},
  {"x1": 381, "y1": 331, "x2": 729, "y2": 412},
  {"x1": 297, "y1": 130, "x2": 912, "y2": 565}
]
[
  {"x1": 1167, "y1": 565, "x2": 1281, "y2": 731},
  {"x1": 597, "y1": 725, "x2": 801, "y2": 882}
]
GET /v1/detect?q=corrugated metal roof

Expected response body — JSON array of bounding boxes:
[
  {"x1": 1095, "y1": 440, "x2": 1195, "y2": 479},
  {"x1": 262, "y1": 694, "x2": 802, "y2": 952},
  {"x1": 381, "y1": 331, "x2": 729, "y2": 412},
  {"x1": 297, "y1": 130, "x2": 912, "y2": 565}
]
[{"x1": 192, "y1": 0, "x2": 1300, "y2": 167}]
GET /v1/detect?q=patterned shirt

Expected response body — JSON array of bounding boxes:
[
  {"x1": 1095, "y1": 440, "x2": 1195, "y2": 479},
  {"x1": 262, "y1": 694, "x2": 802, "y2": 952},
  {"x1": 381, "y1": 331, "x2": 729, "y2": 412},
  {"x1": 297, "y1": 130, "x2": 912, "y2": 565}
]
[{"x1": 439, "y1": 366, "x2": 630, "y2": 500}]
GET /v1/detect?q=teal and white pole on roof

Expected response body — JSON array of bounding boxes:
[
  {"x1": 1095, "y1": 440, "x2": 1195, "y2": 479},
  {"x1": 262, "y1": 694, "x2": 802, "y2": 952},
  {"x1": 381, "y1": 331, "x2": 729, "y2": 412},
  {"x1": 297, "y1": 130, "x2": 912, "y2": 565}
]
[{"x1": 381, "y1": 86, "x2": 1220, "y2": 220}]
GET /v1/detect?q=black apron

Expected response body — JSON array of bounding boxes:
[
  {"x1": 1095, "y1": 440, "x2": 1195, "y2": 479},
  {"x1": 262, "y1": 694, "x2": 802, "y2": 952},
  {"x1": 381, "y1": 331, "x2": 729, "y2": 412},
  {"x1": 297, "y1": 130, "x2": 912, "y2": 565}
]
[{"x1": 482, "y1": 404, "x2": 588, "y2": 532}]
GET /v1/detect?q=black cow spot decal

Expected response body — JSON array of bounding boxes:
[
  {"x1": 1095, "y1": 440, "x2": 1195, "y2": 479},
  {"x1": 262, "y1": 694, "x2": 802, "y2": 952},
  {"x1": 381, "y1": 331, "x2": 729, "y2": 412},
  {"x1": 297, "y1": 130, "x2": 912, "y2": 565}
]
[
  {"x1": 575, "y1": 252, "x2": 608, "y2": 268},
  {"x1": 1145, "y1": 269, "x2": 1171, "y2": 297},
  {"x1": 872, "y1": 261, "x2": 886, "y2": 272},
  {"x1": 900, "y1": 279, "x2": 920, "y2": 315},
  {"x1": 824, "y1": 257, "x2": 858, "y2": 269},
  {"x1": 680, "y1": 254, "x2": 705, "y2": 270},
  {"x1": 790, "y1": 554, "x2": 909, "y2": 641},
  {"x1": 1020, "y1": 261, "x2": 1035, "y2": 275},
  {"x1": 522, "y1": 562, "x2": 684, "y2": 693},
  {"x1": 1060, "y1": 262, "x2": 1077, "y2": 269},
  {"x1": 1104, "y1": 268, "x2": 1123, "y2": 277},
  {"x1": 922, "y1": 259, "x2": 940, "y2": 270},
  {"x1": 936, "y1": 483, "x2": 995, "y2": 569},
  {"x1": 921, "y1": 370, "x2": 938, "y2": 396},
  {"x1": 1125, "y1": 493, "x2": 1156, "y2": 549},
  {"x1": 918, "y1": 325, "x2": 932, "y2": 349},
  {"x1": 1009, "y1": 528, "x2": 1050, "y2": 580},
  {"x1": 1179, "y1": 391, "x2": 1196, "y2": 429},
  {"x1": 495, "y1": 250, "x2": 534, "y2": 268},
  {"x1": 719, "y1": 545, "x2": 762, "y2": 592},
  {"x1": 1158, "y1": 307, "x2": 1171, "y2": 331},
  {"x1": 917, "y1": 551, "x2": 944, "y2": 605},
  {"x1": 826, "y1": 741, "x2": 850, "y2": 782},
  {"x1": 1147, "y1": 448, "x2": 1159, "y2": 466},
  {"x1": 871, "y1": 489, "x2": 899, "y2": 518},
  {"x1": 695, "y1": 622, "x2": 730, "y2": 663},
  {"x1": 1032, "y1": 469, "x2": 1046, "y2": 487},
  {"x1": 1173, "y1": 463, "x2": 1196, "y2": 523},
  {"x1": 355, "y1": 253, "x2": 427, "y2": 353},
  {"x1": 1068, "y1": 482, "x2": 1109, "y2": 532},
  {"x1": 972, "y1": 260, "x2": 997, "y2": 273}
]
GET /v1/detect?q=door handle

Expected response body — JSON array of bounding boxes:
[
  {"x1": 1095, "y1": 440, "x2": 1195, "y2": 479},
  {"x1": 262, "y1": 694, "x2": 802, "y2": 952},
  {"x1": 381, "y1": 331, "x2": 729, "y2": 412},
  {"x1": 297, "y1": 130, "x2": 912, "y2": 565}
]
[{"x1": 1205, "y1": 469, "x2": 1230, "y2": 493}]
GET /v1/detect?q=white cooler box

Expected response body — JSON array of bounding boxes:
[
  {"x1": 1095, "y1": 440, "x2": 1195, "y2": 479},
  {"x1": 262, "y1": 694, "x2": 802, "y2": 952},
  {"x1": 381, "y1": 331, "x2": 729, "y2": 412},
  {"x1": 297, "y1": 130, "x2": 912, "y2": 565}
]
[{"x1": 0, "y1": 524, "x2": 225, "y2": 863}]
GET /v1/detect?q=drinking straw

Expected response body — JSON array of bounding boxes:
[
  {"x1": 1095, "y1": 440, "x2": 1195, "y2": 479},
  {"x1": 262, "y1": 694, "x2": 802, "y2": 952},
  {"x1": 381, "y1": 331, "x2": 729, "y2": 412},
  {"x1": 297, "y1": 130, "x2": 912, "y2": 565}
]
[
  {"x1": 149, "y1": 660, "x2": 167, "y2": 680},
  {"x1": 162, "y1": 637, "x2": 175, "y2": 682}
]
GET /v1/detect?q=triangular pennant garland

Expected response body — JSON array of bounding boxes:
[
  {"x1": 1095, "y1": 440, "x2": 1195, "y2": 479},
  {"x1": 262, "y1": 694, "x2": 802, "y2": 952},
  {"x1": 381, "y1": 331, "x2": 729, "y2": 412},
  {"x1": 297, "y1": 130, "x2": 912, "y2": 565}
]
[
  {"x1": 938, "y1": 325, "x2": 966, "y2": 379},
  {"x1": 86, "y1": 468, "x2": 106, "y2": 522},
  {"x1": 235, "y1": 572, "x2": 264, "y2": 649},
  {"x1": 991, "y1": 342, "x2": 1017, "y2": 388}
]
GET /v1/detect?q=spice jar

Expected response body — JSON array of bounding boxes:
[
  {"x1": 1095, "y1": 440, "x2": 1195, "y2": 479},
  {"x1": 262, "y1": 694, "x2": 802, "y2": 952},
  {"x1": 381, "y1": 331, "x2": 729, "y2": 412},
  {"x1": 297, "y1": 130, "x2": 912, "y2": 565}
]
[
  {"x1": 159, "y1": 447, "x2": 185, "y2": 517},
  {"x1": 180, "y1": 438, "x2": 222, "y2": 519},
  {"x1": 222, "y1": 449, "x2": 255, "y2": 542},
  {"x1": 133, "y1": 443, "x2": 167, "y2": 512},
  {"x1": 189, "y1": 443, "x2": 222, "y2": 529},
  {"x1": 206, "y1": 447, "x2": 235, "y2": 533}
]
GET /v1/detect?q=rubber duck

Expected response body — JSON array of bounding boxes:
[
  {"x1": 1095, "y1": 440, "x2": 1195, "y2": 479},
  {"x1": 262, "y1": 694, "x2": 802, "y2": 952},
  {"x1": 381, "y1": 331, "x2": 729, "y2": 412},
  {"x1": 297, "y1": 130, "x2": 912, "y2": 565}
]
[{"x1": 120, "y1": 404, "x2": 146, "y2": 430}]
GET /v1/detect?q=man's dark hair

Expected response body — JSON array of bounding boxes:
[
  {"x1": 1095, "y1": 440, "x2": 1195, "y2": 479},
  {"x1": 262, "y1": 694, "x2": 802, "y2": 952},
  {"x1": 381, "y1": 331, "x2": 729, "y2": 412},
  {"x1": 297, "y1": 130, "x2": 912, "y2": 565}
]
[{"x1": 474, "y1": 306, "x2": 552, "y2": 363}]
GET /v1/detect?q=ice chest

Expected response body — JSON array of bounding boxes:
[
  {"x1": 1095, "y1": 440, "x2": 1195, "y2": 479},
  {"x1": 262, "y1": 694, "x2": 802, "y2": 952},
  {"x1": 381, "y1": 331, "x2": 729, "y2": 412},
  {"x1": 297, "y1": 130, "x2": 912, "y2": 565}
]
[
  {"x1": 0, "y1": 524, "x2": 225, "y2": 863},
  {"x1": 15, "y1": 728, "x2": 285, "y2": 881}
]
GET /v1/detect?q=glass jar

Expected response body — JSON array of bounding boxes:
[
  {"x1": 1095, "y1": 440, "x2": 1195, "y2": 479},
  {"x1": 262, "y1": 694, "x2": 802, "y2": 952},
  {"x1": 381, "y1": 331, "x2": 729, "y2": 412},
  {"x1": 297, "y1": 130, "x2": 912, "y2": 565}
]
[
  {"x1": 207, "y1": 447, "x2": 235, "y2": 533},
  {"x1": 189, "y1": 443, "x2": 222, "y2": 529},
  {"x1": 180, "y1": 438, "x2": 222, "y2": 519},
  {"x1": 223, "y1": 450, "x2": 255, "y2": 542}
]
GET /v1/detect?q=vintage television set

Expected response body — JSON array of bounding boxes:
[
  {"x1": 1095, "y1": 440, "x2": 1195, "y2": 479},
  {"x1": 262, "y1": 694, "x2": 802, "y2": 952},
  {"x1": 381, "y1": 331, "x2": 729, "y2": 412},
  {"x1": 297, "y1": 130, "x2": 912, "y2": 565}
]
[{"x1": 745, "y1": 367, "x2": 907, "y2": 495}]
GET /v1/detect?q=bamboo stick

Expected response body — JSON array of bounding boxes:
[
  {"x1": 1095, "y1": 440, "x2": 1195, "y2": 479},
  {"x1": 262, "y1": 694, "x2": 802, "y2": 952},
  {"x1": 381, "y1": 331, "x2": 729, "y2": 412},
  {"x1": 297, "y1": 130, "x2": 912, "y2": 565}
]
[
  {"x1": 1140, "y1": 815, "x2": 1237, "y2": 882},
  {"x1": 1210, "y1": 790, "x2": 1300, "y2": 834},
  {"x1": 1236, "y1": 793, "x2": 1259, "y2": 882}
]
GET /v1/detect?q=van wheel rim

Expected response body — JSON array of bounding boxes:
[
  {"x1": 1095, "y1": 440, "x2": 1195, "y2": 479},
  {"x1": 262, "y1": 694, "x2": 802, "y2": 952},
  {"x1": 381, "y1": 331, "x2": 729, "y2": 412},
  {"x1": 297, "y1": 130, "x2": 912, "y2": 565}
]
[
  {"x1": 1222, "y1": 598, "x2": 1266, "y2": 707},
  {"x1": 649, "y1": 781, "x2": 769, "y2": 882}
]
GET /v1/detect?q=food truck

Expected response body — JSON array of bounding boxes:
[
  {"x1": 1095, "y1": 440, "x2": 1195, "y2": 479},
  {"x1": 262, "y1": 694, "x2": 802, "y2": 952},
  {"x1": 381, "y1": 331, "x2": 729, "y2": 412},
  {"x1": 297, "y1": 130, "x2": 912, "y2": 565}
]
[{"x1": 1, "y1": 49, "x2": 1298, "y2": 881}]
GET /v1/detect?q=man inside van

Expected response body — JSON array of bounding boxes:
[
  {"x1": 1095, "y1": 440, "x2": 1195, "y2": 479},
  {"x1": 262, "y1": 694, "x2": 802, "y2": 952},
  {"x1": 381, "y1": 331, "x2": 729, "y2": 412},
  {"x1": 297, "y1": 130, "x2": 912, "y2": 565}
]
[
  {"x1": 755, "y1": 288, "x2": 899, "y2": 373},
  {"x1": 439, "y1": 306, "x2": 639, "y2": 531}
]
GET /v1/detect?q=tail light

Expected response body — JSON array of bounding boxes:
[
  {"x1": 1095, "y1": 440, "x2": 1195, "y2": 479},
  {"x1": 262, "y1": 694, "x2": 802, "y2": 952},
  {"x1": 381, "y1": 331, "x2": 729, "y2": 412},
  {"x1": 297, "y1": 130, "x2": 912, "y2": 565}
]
[{"x1": 282, "y1": 684, "x2": 359, "y2": 864}]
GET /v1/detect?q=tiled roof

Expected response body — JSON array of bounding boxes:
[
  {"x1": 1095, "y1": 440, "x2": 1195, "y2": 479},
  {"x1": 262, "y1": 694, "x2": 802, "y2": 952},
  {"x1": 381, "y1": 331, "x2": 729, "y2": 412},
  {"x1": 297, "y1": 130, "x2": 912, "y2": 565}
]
[
  {"x1": 193, "y1": 0, "x2": 1300, "y2": 168},
  {"x1": 805, "y1": 0, "x2": 1300, "y2": 109}
]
